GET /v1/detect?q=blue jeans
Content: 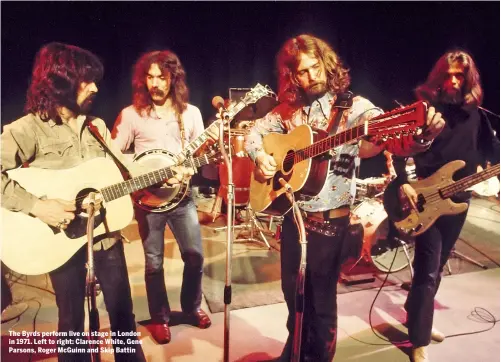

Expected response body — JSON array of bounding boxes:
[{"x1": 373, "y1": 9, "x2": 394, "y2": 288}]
[
  {"x1": 49, "y1": 241, "x2": 145, "y2": 362},
  {"x1": 135, "y1": 197, "x2": 204, "y2": 323},
  {"x1": 405, "y1": 200, "x2": 470, "y2": 347}
]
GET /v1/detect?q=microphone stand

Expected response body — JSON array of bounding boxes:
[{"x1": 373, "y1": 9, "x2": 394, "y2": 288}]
[
  {"x1": 84, "y1": 192, "x2": 101, "y2": 362},
  {"x1": 219, "y1": 116, "x2": 234, "y2": 362},
  {"x1": 279, "y1": 180, "x2": 307, "y2": 362}
]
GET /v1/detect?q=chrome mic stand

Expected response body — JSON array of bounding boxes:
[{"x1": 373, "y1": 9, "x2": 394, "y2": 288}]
[
  {"x1": 84, "y1": 192, "x2": 101, "y2": 362},
  {"x1": 278, "y1": 179, "x2": 307, "y2": 362},
  {"x1": 219, "y1": 115, "x2": 235, "y2": 362}
]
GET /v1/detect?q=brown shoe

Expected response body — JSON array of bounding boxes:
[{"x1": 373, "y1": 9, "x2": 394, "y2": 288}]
[
  {"x1": 410, "y1": 346, "x2": 430, "y2": 362},
  {"x1": 149, "y1": 323, "x2": 171, "y2": 344},
  {"x1": 186, "y1": 309, "x2": 212, "y2": 329},
  {"x1": 403, "y1": 320, "x2": 445, "y2": 343},
  {"x1": 430, "y1": 327, "x2": 445, "y2": 343}
]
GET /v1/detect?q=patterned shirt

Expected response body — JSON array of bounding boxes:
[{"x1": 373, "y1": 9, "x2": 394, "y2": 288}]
[
  {"x1": 245, "y1": 92, "x2": 384, "y2": 212},
  {"x1": 112, "y1": 104, "x2": 205, "y2": 156}
]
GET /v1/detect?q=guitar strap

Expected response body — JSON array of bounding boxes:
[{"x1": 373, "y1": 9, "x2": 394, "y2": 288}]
[
  {"x1": 177, "y1": 115, "x2": 186, "y2": 151},
  {"x1": 325, "y1": 91, "x2": 354, "y2": 136},
  {"x1": 86, "y1": 120, "x2": 132, "y2": 179}
]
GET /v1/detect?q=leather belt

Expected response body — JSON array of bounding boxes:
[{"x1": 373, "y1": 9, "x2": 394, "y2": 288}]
[{"x1": 302, "y1": 206, "x2": 350, "y2": 222}]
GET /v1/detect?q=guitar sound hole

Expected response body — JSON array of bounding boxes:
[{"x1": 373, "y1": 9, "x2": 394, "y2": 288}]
[{"x1": 64, "y1": 188, "x2": 105, "y2": 239}]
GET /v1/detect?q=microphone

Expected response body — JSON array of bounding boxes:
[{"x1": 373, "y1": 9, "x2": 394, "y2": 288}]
[{"x1": 212, "y1": 96, "x2": 230, "y2": 120}]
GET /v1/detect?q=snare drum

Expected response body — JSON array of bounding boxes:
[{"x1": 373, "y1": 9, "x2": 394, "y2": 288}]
[
  {"x1": 218, "y1": 157, "x2": 255, "y2": 206},
  {"x1": 351, "y1": 199, "x2": 414, "y2": 273}
]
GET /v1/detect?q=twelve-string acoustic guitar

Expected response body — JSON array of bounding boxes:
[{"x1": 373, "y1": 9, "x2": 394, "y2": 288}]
[{"x1": 249, "y1": 101, "x2": 429, "y2": 216}]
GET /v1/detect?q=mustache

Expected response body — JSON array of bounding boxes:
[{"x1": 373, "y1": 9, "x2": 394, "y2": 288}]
[
  {"x1": 150, "y1": 88, "x2": 165, "y2": 97},
  {"x1": 309, "y1": 81, "x2": 326, "y2": 89}
]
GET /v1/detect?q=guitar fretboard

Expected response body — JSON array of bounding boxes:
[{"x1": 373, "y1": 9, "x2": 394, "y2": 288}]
[
  {"x1": 440, "y1": 164, "x2": 500, "y2": 198},
  {"x1": 293, "y1": 124, "x2": 366, "y2": 163},
  {"x1": 291, "y1": 104, "x2": 424, "y2": 165},
  {"x1": 99, "y1": 153, "x2": 215, "y2": 202}
]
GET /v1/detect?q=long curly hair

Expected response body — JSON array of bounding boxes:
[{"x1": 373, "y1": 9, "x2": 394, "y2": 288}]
[
  {"x1": 24, "y1": 42, "x2": 104, "y2": 122},
  {"x1": 415, "y1": 50, "x2": 483, "y2": 109},
  {"x1": 276, "y1": 34, "x2": 351, "y2": 105},
  {"x1": 132, "y1": 50, "x2": 188, "y2": 118}
]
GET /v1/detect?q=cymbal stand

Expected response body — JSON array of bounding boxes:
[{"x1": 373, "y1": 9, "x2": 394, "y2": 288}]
[
  {"x1": 211, "y1": 202, "x2": 274, "y2": 248},
  {"x1": 84, "y1": 192, "x2": 102, "y2": 362}
]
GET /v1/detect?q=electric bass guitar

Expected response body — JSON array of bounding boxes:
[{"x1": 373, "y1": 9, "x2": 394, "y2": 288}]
[
  {"x1": 1, "y1": 149, "x2": 222, "y2": 276},
  {"x1": 132, "y1": 83, "x2": 275, "y2": 212},
  {"x1": 394, "y1": 160, "x2": 500, "y2": 236},
  {"x1": 249, "y1": 101, "x2": 428, "y2": 215}
]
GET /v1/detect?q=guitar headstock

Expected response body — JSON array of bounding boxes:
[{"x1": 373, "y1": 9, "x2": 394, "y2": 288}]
[
  {"x1": 368, "y1": 101, "x2": 428, "y2": 141},
  {"x1": 239, "y1": 83, "x2": 277, "y2": 106}
]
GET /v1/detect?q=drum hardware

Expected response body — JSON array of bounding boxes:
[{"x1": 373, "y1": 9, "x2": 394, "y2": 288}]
[
  {"x1": 209, "y1": 126, "x2": 274, "y2": 248},
  {"x1": 446, "y1": 247, "x2": 488, "y2": 275},
  {"x1": 348, "y1": 199, "x2": 415, "y2": 274},
  {"x1": 212, "y1": 205, "x2": 272, "y2": 249}
]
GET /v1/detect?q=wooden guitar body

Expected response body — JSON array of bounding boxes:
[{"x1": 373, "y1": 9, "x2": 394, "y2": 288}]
[
  {"x1": 2, "y1": 158, "x2": 133, "y2": 275},
  {"x1": 395, "y1": 160, "x2": 469, "y2": 236},
  {"x1": 250, "y1": 125, "x2": 330, "y2": 215}
]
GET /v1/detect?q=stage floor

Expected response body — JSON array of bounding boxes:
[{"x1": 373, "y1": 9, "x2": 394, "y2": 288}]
[{"x1": 1, "y1": 195, "x2": 499, "y2": 362}]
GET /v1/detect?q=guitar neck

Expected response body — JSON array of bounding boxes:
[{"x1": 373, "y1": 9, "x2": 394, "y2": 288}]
[
  {"x1": 292, "y1": 101, "x2": 426, "y2": 164},
  {"x1": 100, "y1": 154, "x2": 212, "y2": 202},
  {"x1": 440, "y1": 163, "x2": 500, "y2": 198},
  {"x1": 183, "y1": 121, "x2": 221, "y2": 156},
  {"x1": 182, "y1": 96, "x2": 260, "y2": 156},
  {"x1": 293, "y1": 124, "x2": 366, "y2": 163}
]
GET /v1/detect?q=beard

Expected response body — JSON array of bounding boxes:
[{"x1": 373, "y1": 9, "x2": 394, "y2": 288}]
[
  {"x1": 440, "y1": 88, "x2": 463, "y2": 105},
  {"x1": 78, "y1": 94, "x2": 96, "y2": 114},
  {"x1": 305, "y1": 82, "x2": 327, "y2": 98}
]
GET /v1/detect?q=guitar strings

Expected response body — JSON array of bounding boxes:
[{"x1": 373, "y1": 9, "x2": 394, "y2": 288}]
[{"x1": 415, "y1": 166, "x2": 500, "y2": 206}]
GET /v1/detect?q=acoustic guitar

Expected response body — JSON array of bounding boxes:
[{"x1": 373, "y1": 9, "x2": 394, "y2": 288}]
[{"x1": 249, "y1": 101, "x2": 428, "y2": 215}]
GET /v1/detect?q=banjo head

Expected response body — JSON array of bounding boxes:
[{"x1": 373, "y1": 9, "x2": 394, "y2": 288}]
[{"x1": 132, "y1": 149, "x2": 189, "y2": 212}]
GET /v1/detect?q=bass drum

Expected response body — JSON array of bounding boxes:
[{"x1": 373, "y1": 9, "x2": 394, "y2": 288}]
[{"x1": 351, "y1": 199, "x2": 415, "y2": 273}]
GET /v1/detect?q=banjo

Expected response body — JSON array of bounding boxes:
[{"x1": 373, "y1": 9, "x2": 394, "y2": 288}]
[{"x1": 132, "y1": 83, "x2": 276, "y2": 212}]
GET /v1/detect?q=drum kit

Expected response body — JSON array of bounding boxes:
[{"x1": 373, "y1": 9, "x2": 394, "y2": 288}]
[
  {"x1": 207, "y1": 94, "x2": 279, "y2": 248},
  {"x1": 203, "y1": 89, "x2": 415, "y2": 276},
  {"x1": 351, "y1": 162, "x2": 416, "y2": 274}
]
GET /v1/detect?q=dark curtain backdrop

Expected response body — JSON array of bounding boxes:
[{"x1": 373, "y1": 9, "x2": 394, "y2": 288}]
[{"x1": 2, "y1": 2, "x2": 499, "y2": 134}]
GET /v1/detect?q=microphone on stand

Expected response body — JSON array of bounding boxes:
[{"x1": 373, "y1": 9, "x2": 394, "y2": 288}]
[{"x1": 212, "y1": 96, "x2": 230, "y2": 121}]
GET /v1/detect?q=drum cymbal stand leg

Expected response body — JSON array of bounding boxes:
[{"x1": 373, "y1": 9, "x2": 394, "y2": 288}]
[{"x1": 233, "y1": 205, "x2": 271, "y2": 249}]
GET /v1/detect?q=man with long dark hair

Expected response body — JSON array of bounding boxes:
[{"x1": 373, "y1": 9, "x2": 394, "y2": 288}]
[
  {"x1": 245, "y1": 34, "x2": 445, "y2": 362},
  {"x1": 388, "y1": 50, "x2": 499, "y2": 362},
  {"x1": 112, "y1": 50, "x2": 211, "y2": 345},
  {"x1": 1, "y1": 42, "x2": 145, "y2": 362}
]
